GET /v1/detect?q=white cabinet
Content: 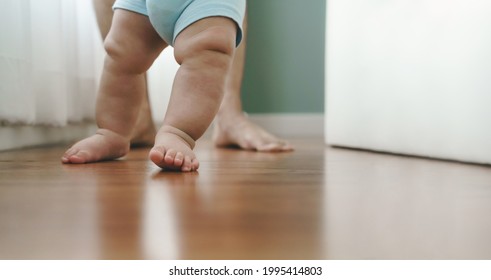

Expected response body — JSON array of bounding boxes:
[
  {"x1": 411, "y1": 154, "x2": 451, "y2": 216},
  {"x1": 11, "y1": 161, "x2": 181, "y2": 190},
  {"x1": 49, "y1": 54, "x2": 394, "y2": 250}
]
[{"x1": 325, "y1": 0, "x2": 491, "y2": 164}]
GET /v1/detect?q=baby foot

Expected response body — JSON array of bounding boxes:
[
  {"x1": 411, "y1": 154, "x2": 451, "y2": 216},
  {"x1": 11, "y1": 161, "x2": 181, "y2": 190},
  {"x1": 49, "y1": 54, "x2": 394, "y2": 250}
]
[
  {"x1": 61, "y1": 129, "x2": 130, "y2": 164},
  {"x1": 213, "y1": 113, "x2": 294, "y2": 152},
  {"x1": 149, "y1": 125, "x2": 199, "y2": 172}
]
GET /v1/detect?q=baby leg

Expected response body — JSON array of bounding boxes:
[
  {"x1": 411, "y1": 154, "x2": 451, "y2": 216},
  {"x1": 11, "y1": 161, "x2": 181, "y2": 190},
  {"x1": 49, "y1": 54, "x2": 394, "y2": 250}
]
[
  {"x1": 93, "y1": 0, "x2": 156, "y2": 147},
  {"x1": 62, "y1": 10, "x2": 167, "y2": 164},
  {"x1": 149, "y1": 17, "x2": 237, "y2": 171}
]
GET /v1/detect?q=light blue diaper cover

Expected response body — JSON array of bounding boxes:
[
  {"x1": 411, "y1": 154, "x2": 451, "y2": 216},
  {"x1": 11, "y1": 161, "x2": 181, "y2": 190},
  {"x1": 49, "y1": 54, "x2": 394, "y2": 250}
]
[{"x1": 113, "y1": 0, "x2": 246, "y2": 46}]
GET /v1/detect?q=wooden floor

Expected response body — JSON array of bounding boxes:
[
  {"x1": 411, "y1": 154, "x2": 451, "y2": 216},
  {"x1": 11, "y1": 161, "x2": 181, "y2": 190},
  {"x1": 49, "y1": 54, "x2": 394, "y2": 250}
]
[{"x1": 0, "y1": 138, "x2": 490, "y2": 260}]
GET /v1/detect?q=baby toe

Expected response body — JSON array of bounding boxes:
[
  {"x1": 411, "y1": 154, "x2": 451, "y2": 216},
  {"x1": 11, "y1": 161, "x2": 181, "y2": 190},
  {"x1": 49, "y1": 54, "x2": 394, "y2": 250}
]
[
  {"x1": 164, "y1": 149, "x2": 177, "y2": 165},
  {"x1": 174, "y1": 152, "x2": 184, "y2": 166},
  {"x1": 191, "y1": 158, "x2": 200, "y2": 171},
  {"x1": 61, "y1": 148, "x2": 78, "y2": 163},
  {"x1": 68, "y1": 151, "x2": 90, "y2": 164},
  {"x1": 181, "y1": 155, "x2": 193, "y2": 172},
  {"x1": 149, "y1": 147, "x2": 166, "y2": 165}
]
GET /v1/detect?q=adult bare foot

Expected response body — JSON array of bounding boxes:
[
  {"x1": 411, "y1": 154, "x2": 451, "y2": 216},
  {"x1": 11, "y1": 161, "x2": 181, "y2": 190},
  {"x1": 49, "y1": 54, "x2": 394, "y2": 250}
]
[
  {"x1": 61, "y1": 129, "x2": 130, "y2": 164},
  {"x1": 213, "y1": 113, "x2": 294, "y2": 152},
  {"x1": 130, "y1": 126, "x2": 156, "y2": 147},
  {"x1": 129, "y1": 112, "x2": 156, "y2": 147},
  {"x1": 149, "y1": 125, "x2": 200, "y2": 172},
  {"x1": 129, "y1": 79, "x2": 157, "y2": 147}
]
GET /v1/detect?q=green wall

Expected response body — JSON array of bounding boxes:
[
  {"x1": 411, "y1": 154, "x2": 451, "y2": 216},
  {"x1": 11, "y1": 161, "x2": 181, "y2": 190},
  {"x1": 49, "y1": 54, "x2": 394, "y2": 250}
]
[{"x1": 242, "y1": 0, "x2": 326, "y2": 113}]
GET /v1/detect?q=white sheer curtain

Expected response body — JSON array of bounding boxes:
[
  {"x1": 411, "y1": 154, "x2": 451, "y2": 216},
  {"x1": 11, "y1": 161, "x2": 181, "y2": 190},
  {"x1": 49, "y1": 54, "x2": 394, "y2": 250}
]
[{"x1": 0, "y1": 0, "x2": 102, "y2": 126}]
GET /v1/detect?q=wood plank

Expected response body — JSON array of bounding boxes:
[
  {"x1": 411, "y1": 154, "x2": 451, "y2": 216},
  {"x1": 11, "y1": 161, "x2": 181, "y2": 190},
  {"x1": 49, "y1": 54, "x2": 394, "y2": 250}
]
[{"x1": 0, "y1": 138, "x2": 490, "y2": 259}]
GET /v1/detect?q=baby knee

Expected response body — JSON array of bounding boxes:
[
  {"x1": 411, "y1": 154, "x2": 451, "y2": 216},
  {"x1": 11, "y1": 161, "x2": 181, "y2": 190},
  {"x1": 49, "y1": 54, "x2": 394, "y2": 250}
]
[
  {"x1": 103, "y1": 37, "x2": 151, "y2": 74},
  {"x1": 174, "y1": 26, "x2": 236, "y2": 66}
]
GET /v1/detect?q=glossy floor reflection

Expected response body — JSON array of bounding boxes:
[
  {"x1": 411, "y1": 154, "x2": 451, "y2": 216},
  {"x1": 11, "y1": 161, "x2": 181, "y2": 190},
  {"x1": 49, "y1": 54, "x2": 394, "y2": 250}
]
[
  {"x1": 0, "y1": 138, "x2": 490, "y2": 259},
  {"x1": 323, "y1": 147, "x2": 491, "y2": 259}
]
